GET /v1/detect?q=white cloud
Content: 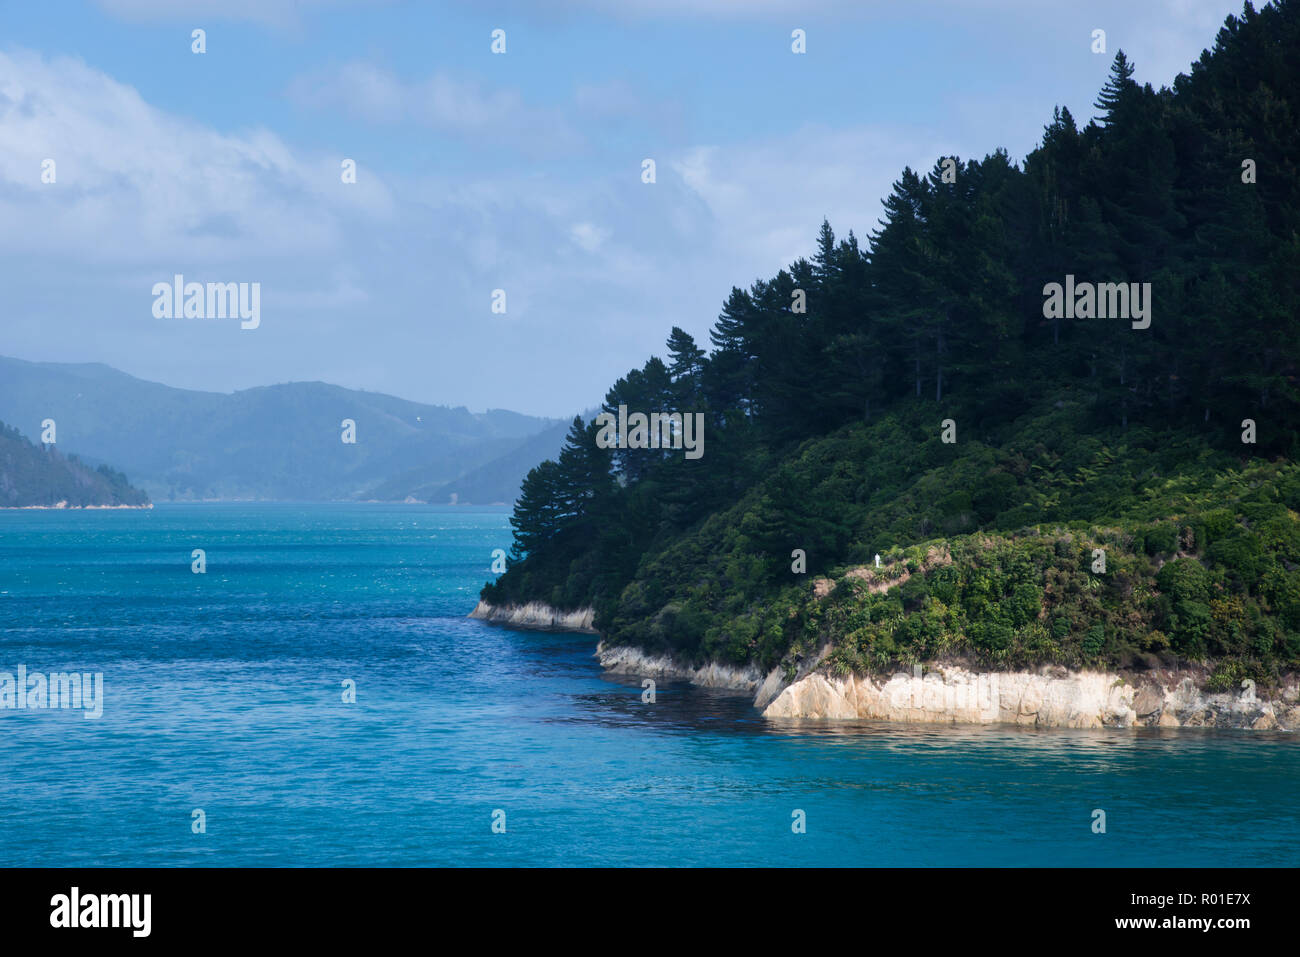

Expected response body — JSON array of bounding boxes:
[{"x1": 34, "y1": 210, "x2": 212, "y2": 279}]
[
  {"x1": 1125, "y1": 0, "x2": 1244, "y2": 87},
  {"x1": 569, "y1": 222, "x2": 611, "y2": 252},
  {"x1": 0, "y1": 45, "x2": 959, "y2": 415},
  {"x1": 286, "y1": 63, "x2": 584, "y2": 155},
  {"x1": 93, "y1": 0, "x2": 379, "y2": 27},
  {"x1": 671, "y1": 125, "x2": 947, "y2": 275},
  {"x1": 455, "y1": 0, "x2": 865, "y2": 20},
  {"x1": 0, "y1": 50, "x2": 394, "y2": 265}
]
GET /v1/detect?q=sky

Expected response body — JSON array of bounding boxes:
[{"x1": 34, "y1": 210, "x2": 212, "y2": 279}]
[{"x1": 0, "y1": 0, "x2": 1250, "y2": 417}]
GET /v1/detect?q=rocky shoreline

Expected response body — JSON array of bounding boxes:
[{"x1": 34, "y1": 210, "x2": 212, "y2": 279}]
[
  {"x1": 469, "y1": 600, "x2": 1297, "y2": 730},
  {"x1": 762, "y1": 661, "x2": 1299, "y2": 730},
  {"x1": 595, "y1": 640, "x2": 764, "y2": 692},
  {"x1": 468, "y1": 599, "x2": 598, "y2": 633},
  {"x1": 0, "y1": 502, "x2": 153, "y2": 510}
]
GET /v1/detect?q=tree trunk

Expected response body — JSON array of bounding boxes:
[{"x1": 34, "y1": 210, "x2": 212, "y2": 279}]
[{"x1": 935, "y1": 320, "x2": 946, "y2": 403}]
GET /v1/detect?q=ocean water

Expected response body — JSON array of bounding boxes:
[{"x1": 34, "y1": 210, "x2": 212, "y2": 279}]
[{"x1": 0, "y1": 503, "x2": 1296, "y2": 867}]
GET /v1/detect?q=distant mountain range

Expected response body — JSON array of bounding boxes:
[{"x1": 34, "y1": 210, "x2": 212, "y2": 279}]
[
  {"x1": 369, "y1": 408, "x2": 602, "y2": 506},
  {"x1": 0, "y1": 421, "x2": 149, "y2": 508},
  {"x1": 0, "y1": 356, "x2": 570, "y2": 503}
]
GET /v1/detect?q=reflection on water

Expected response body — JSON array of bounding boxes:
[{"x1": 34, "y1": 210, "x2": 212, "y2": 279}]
[{"x1": 561, "y1": 642, "x2": 1298, "y2": 753}]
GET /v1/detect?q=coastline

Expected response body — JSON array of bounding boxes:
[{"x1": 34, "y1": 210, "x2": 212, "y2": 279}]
[
  {"x1": 0, "y1": 502, "x2": 153, "y2": 510},
  {"x1": 468, "y1": 599, "x2": 598, "y2": 633},
  {"x1": 763, "y1": 661, "x2": 1299, "y2": 730},
  {"x1": 469, "y1": 599, "x2": 1298, "y2": 730},
  {"x1": 595, "y1": 640, "x2": 763, "y2": 692}
]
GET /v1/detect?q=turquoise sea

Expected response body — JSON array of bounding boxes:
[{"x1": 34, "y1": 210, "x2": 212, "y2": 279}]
[{"x1": 0, "y1": 504, "x2": 1296, "y2": 867}]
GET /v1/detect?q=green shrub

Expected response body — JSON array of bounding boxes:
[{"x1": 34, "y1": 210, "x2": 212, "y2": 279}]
[
  {"x1": 1156, "y1": 557, "x2": 1210, "y2": 603},
  {"x1": 1082, "y1": 624, "x2": 1106, "y2": 657},
  {"x1": 1144, "y1": 523, "x2": 1179, "y2": 555}
]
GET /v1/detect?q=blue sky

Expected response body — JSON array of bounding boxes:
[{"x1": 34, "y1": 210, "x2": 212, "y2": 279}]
[{"x1": 0, "y1": 0, "x2": 1248, "y2": 416}]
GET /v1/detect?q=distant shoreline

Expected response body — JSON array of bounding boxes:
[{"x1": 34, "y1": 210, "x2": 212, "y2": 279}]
[
  {"x1": 0, "y1": 502, "x2": 154, "y2": 510},
  {"x1": 1, "y1": 501, "x2": 513, "y2": 508},
  {"x1": 148, "y1": 500, "x2": 511, "y2": 506}
]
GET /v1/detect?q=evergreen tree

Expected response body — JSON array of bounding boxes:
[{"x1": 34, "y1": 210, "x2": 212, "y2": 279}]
[
  {"x1": 509, "y1": 460, "x2": 564, "y2": 558},
  {"x1": 1094, "y1": 50, "x2": 1138, "y2": 125},
  {"x1": 666, "y1": 326, "x2": 706, "y2": 407}
]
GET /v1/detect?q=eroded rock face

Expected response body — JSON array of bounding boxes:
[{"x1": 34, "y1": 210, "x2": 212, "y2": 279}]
[
  {"x1": 760, "y1": 665, "x2": 1297, "y2": 731},
  {"x1": 468, "y1": 600, "x2": 597, "y2": 633},
  {"x1": 595, "y1": 642, "x2": 761, "y2": 692},
  {"x1": 1133, "y1": 685, "x2": 1164, "y2": 717},
  {"x1": 471, "y1": 601, "x2": 1296, "y2": 731},
  {"x1": 753, "y1": 668, "x2": 790, "y2": 710}
]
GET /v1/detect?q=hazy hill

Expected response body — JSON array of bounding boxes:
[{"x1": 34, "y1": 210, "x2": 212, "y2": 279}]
[
  {"x1": 372, "y1": 411, "x2": 601, "y2": 505},
  {"x1": 0, "y1": 356, "x2": 559, "y2": 502},
  {"x1": 0, "y1": 421, "x2": 149, "y2": 508}
]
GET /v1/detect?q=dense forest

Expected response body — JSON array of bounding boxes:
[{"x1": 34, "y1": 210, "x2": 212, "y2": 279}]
[
  {"x1": 0, "y1": 421, "x2": 149, "y2": 508},
  {"x1": 484, "y1": 1, "x2": 1300, "y2": 689}
]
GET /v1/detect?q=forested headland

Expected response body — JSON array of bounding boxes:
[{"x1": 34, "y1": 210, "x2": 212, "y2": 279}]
[
  {"x1": 0, "y1": 421, "x2": 149, "y2": 508},
  {"x1": 484, "y1": 1, "x2": 1300, "y2": 692}
]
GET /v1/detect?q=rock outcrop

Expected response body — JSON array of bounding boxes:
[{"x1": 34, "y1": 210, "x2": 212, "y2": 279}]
[
  {"x1": 470, "y1": 601, "x2": 1298, "y2": 730},
  {"x1": 761, "y1": 664, "x2": 1300, "y2": 730},
  {"x1": 468, "y1": 600, "x2": 598, "y2": 634},
  {"x1": 595, "y1": 641, "x2": 762, "y2": 692}
]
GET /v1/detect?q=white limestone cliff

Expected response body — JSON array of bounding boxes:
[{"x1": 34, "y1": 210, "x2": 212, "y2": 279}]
[
  {"x1": 468, "y1": 600, "x2": 598, "y2": 633},
  {"x1": 595, "y1": 641, "x2": 762, "y2": 692},
  {"x1": 761, "y1": 664, "x2": 1300, "y2": 730},
  {"x1": 470, "y1": 601, "x2": 1297, "y2": 729}
]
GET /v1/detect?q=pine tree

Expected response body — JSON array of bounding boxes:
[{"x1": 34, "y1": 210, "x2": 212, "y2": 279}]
[
  {"x1": 707, "y1": 286, "x2": 760, "y2": 414},
  {"x1": 666, "y1": 326, "x2": 706, "y2": 407},
  {"x1": 813, "y1": 218, "x2": 837, "y2": 287},
  {"x1": 509, "y1": 459, "x2": 563, "y2": 558},
  {"x1": 869, "y1": 168, "x2": 932, "y2": 398},
  {"x1": 554, "y1": 416, "x2": 611, "y2": 524},
  {"x1": 1094, "y1": 51, "x2": 1137, "y2": 125}
]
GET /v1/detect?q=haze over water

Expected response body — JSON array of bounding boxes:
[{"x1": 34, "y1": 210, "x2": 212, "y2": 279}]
[{"x1": 1, "y1": 504, "x2": 1295, "y2": 866}]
